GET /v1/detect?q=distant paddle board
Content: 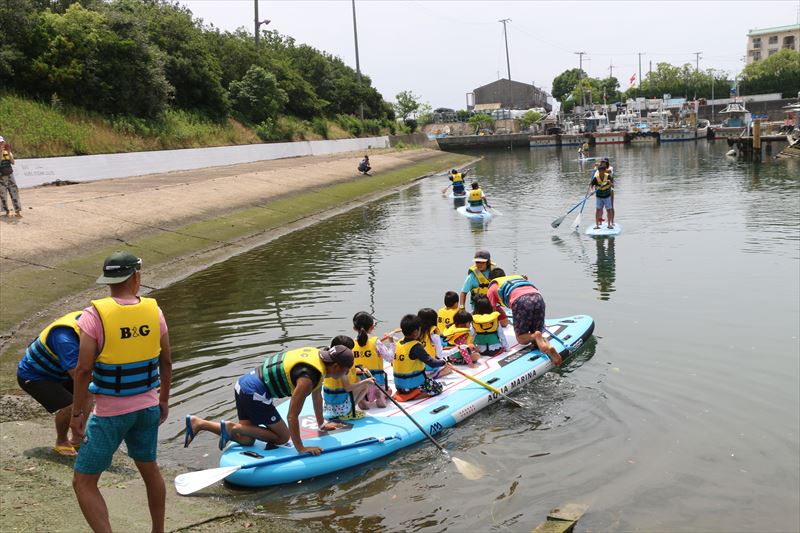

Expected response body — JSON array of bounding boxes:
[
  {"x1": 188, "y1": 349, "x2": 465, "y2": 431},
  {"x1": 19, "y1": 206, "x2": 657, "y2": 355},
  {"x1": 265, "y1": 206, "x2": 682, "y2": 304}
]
[
  {"x1": 574, "y1": 156, "x2": 610, "y2": 162},
  {"x1": 457, "y1": 206, "x2": 492, "y2": 220},
  {"x1": 586, "y1": 222, "x2": 621, "y2": 236}
]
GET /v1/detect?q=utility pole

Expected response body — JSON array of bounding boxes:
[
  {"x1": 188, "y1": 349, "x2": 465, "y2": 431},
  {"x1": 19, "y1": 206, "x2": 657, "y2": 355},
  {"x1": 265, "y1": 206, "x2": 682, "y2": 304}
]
[
  {"x1": 608, "y1": 59, "x2": 615, "y2": 79},
  {"x1": 351, "y1": 0, "x2": 364, "y2": 120},
  {"x1": 575, "y1": 51, "x2": 586, "y2": 106},
  {"x1": 637, "y1": 52, "x2": 644, "y2": 88},
  {"x1": 499, "y1": 19, "x2": 512, "y2": 80},
  {"x1": 253, "y1": 1, "x2": 270, "y2": 50},
  {"x1": 694, "y1": 51, "x2": 702, "y2": 72}
]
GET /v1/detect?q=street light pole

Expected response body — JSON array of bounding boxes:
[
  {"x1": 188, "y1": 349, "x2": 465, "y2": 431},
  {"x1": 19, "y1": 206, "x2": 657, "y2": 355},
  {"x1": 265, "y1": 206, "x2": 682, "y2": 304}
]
[
  {"x1": 499, "y1": 18, "x2": 512, "y2": 80},
  {"x1": 253, "y1": 0, "x2": 270, "y2": 50},
  {"x1": 352, "y1": 0, "x2": 364, "y2": 120}
]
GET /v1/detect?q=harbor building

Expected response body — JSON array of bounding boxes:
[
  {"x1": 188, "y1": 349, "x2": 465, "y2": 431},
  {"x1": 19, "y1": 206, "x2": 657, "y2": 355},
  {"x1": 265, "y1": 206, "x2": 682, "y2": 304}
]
[
  {"x1": 470, "y1": 79, "x2": 551, "y2": 112},
  {"x1": 746, "y1": 24, "x2": 800, "y2": 64}
]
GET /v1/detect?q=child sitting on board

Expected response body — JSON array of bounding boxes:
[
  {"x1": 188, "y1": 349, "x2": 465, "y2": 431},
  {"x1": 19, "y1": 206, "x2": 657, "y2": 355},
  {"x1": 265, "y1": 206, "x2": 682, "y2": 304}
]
[
  {"x1": 442, "y1": 309, "x2": 481, "y2": 367},
  {"x1": 471, "y1": 296, "x2": 509, "y2": 357},
  {"x1": 437, "y1": 291, "x2": 459, "y2": 341},
  {"x1": 393, "y1": 314, "x2": 446, "y2": 401},
  {"x1": 351, "y1": 311, "x2": 395, "y2": 409},
  {"x1": 322, "y1": 335, "x2": 374, "y2": 421},
  {"x1": 418, "y1": 308, "x2": 451, "y2": 379}
]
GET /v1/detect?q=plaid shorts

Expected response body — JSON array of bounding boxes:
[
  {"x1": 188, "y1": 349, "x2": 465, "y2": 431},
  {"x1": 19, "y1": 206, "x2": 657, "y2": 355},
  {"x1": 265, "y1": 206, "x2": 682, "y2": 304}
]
[
  {"x1": 74, "y1": 406, "x2": 160, "y2": 474},
  {"x1": 511, "y1": 292, "x2": 546, "y2": 337}
]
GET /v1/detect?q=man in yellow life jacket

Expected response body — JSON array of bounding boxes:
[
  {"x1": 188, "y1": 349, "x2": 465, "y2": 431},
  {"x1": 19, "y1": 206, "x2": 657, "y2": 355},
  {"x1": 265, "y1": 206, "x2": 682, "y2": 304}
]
[
  {"x1": 17, "y1": 310, "x2": 93, "y2": 456},
  {"x1": 590, "y1": 160, "x2": 615, "y2": 229},
  {"x1": 70, "y1": 251, "x2": 173, "y2": 533},
  {"x1": 0, "y1": 136, "x2": 22, "y2": 217},
  {"x1": 466, "y1": 181, "x2": 492, "y2": 213},
  {"x1": 185, "y1": 344, "x2": 355, "y2": 456},
  {"x1": 449, "y1": 168, "x2": 466, "y2": 196},
  {"x1": 459, "y1": 250, "x2": 501, "y2": 310}
]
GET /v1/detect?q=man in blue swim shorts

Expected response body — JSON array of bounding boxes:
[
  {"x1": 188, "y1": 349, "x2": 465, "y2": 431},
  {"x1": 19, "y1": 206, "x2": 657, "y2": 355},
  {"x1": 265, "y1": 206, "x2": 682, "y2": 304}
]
[{"x1": 591, "y1": 160, "x2": 615, "y2": 229}]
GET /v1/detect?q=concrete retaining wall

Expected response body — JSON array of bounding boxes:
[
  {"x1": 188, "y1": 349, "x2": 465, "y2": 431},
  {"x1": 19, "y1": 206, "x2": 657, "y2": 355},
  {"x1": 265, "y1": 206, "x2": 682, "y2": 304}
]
[{"x1": 14, "y1": 136, "x2": 390, "y2": 188}]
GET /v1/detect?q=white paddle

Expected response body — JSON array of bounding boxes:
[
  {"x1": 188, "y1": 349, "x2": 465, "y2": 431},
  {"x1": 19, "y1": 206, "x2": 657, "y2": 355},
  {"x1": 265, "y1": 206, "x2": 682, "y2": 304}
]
[{"x1": 175, "y1": 435, "x2": 399, "y2": 495}]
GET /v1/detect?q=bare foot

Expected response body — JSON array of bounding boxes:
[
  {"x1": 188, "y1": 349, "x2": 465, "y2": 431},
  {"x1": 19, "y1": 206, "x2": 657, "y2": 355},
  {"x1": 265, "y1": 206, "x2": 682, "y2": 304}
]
[
  {"x1": 375, "y1": 397, "x2": 387, "y2": 408},
  {"x1": 594, "y1": 225, "x2": 601, "y2": 229},
  {"x1": 15, "y1": 211, "x2": 22, "y2": 218},
  {"x1": 547, "y1": 347, "x2": 563, "y2": 367}
]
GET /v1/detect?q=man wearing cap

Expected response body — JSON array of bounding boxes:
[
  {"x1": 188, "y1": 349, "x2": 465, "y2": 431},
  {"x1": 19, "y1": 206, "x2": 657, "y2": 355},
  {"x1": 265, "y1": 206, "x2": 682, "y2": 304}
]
[
  {"x1": 459, "y1": 250, "x2": 500, "y2": 310},
  {"x1": 0, "y1": 135, "x2": 23, "y2": 218},
  {"x1": 70, "y1": 251, "x2": 172, "y2": 533},
  {"x1": 185, "y1": 344, "x2": 355, "y2": 456}
]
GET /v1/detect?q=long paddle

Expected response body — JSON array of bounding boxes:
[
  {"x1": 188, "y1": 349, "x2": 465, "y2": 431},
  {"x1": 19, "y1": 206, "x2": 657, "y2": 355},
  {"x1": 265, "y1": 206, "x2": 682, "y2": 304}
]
[
  {"x1": 445, "y1": 363, "x2": 523, "y2": 408},
  {"x1": 551, "y1": 191, "x2": 595, "y2": 228},
  {"x1": 360, "y1": 367, "x2": 484, "y2": 480},
  {"x1": 571, "y1": 188, "x2": 591, "y2": 231},
  {"x1": 174, "y1": 435, "x2": 399, "y2": 495}
]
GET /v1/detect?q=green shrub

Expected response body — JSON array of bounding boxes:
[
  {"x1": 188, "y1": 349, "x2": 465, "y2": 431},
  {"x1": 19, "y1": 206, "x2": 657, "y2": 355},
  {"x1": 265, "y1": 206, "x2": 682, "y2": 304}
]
[{"x1": 311, "y1": 117, "x2": 329, "y2": 138}]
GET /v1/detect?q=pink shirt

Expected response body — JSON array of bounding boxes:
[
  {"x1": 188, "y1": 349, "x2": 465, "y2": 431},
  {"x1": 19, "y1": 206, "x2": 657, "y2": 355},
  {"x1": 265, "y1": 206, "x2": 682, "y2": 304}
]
[
  {"x1": 78, "y1": 297, "x2": 168, "y2": 417},
  {"x1": 487, "y1": 282, "x2": 540, "y2": 319}
]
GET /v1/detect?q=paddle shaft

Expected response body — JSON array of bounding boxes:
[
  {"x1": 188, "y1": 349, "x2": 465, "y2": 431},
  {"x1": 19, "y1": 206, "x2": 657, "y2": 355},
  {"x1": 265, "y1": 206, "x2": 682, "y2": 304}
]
[
  {"x1": 446, "y1": 364, "x2": 522, "y2": 407},
  {"x1": 362, "y1": 369, "x2": 447, "y2": 454}
]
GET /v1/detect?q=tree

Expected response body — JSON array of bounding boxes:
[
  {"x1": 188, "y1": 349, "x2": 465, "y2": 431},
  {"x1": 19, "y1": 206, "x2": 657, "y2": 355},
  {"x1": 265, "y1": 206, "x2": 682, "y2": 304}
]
[
  {"x1": 394, "y1": 90, "x2": 421, "y2": 121},
  {"x1": 552, "y1": 68, "x2": 586, "y2": 100},
  {"x1": 468, "y1": 113, "x2": 494, "y2": 131},
  {"x1": 520, "y1": 110, "x2": 542, "y2": 129},
  {"x1": 741, "y1": 49, "x2": 800, "y2": 98},
  {"x1": 228, "y1": 65, "x2": 288, "y2": 124}
]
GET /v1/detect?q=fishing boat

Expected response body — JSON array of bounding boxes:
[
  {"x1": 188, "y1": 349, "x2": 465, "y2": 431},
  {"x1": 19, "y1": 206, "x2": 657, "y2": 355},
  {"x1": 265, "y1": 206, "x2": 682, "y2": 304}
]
[
  {"x1": 660, "y1": 127, "x2": 697, "y2": 142},
  {"x1": 212, "y1": 317, "x2": 595, "y2": 488},
  {"x1": 712, "y1": 101, "x2": 750, "y2": 139}
]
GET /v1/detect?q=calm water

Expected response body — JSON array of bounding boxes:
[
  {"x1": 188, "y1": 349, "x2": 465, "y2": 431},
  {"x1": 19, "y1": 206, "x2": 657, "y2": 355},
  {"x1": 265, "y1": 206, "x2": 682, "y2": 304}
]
[{"x1": 155, "y1": 141, "x2": 799, "y2": 532}]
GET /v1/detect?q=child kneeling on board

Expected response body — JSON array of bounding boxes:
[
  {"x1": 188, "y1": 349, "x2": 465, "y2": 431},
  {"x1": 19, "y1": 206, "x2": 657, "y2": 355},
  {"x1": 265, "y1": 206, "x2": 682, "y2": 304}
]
[
  {"x1": 471, "y1": 296, "x2": 509, "y2": 356},
  {"x1": 442, "y1": 309, "x2": 481, "y2": 367},
  {"x1": 393, "y1": 314, "x2": 446, "y2": 402},
  {"x1": 351, "y1": 311, "x2": 396, "y2": 409},
  {"x1": 322, "y1": 336, "x2": 374, "y2": 421}
]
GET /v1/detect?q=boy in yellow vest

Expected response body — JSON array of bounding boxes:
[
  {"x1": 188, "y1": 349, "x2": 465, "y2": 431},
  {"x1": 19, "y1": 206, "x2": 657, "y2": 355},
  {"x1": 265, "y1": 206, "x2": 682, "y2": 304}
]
[
  {"x1": 392, "y1": 314, "x2": 446, "y2": 401},
  {"x1": 441, "y1": 310, "x2": 480, "y2": 367},
  {"x1": 437, "y1": 291, "x2": 459, "y2": 335},
  {"x1": 466, "y1": 182, "x2": 492, "y2": 213},
  {"x1": 70, "y1": 252, "x2": 173, "y2": 533}
]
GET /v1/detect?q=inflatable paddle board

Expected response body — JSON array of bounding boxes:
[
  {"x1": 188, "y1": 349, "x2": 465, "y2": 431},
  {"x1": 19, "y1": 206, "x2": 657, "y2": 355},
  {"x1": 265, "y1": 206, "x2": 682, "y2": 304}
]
[
  {"x1": 456, "y1": 206, "x2": 492, "y2": 220},
  {"x1": 586, "y1": 222, "x2": 621, "y2": 236},
  {"x1": 218, "y1": 315, "x2": 595, "y2": 488},
  {"x1": 448, "y1": 192, "x2": 467, "y2": 200}
]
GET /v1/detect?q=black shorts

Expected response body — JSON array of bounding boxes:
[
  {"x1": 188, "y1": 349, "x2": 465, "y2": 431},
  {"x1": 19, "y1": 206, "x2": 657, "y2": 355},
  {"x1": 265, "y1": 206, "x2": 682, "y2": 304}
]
[{"x1": 17, "y1": 374, "x2": 74, "y2": 413}]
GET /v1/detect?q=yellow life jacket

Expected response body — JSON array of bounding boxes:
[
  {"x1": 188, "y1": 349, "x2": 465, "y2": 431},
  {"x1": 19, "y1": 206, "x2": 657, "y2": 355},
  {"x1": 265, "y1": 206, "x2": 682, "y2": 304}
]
[
  {"x1": 472, "y1": 312, "x2": 500, "y2": 334},
  {"x1": 89, "y1": 297, "x2": 161, "y2": 396},
  {"x1": 419, "y1": 327, "x2": 440, "y2": 358},
  {"x1": 468, "y1": 188, "x2": 483, "y2": 206},
  {"x1": 353, "y1": 336, "x2": 386, "y2": 387},
  {"x1": 1, "y1": 147, "x2": 11, "y2": 161},
  {"x1": 442, "y1": 325, "x2": 473, "y2": 346},
  {"x1": 437, "y1": 306, "x2": 458, "y2": 333},
  {"x1": 493, "y1": 275, "x2": 535, "y2": 308},
  {"x1": 261, "y1": 347, "x2": 326, "y2": 399},
  {"x1": 451, "y1": 172, "x2": 463, "y2": 184},
  {"x1": 393, "y1": 339, "x2": 425, "y2": 391},
  {"x1": 468, "y1": 262, "x2": 497, "y2": 301},
  {"x1": 323, "y1": 364, "x2": 359, "y2": 406},
  {"x1": 22, "y1": 311, "x2": 82, "y2": 380},
  {"x1": 593, "y1": 170, "x2": 613, "y2": 197}
]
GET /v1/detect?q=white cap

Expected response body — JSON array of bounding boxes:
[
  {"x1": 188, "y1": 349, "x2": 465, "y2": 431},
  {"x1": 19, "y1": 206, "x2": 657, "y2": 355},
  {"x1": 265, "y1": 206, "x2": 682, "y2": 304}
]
[{"x1": 0, "y1": 136, "x2": 4, "y2": 143}]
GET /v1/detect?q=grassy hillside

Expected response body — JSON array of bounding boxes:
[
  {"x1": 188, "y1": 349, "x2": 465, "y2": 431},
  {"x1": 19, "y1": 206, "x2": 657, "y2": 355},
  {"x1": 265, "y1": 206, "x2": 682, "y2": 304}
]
[{"x1": 0, "y1": 94, "x2": 358, "y2": 158}]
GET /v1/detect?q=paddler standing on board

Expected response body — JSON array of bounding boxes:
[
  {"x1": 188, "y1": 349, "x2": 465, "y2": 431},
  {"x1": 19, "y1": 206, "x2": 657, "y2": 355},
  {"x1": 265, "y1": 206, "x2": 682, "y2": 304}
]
[
  {"x1": 487, "y1": 268, "x2": 562, "y2": 367},
  {"x1": 459, "y1": 250, "x2": 500, "y2": 311},
  {"x1": 185, "y1": 345, "x2": 355, "y2": 456},
  {"x1": 590, "y1": 159, "x2": 615, "y2": 229}
]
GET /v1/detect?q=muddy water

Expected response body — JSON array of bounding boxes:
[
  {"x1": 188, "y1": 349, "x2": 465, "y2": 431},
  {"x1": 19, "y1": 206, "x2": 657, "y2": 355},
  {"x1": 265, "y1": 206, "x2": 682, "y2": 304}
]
[{"x1": 155, "y1": 142, "x2": 799, "y2": 532}]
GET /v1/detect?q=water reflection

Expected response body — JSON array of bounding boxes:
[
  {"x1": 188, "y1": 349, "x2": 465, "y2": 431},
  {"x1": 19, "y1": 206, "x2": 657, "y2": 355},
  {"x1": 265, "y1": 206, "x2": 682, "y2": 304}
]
[{"x1": 592, "y1": 237, "x2": 616, "y2": 300}]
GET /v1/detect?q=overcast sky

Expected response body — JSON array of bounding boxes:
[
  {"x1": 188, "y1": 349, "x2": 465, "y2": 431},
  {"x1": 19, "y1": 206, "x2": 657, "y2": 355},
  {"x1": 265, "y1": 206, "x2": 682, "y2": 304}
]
[{"x1": 182, "y1": 0, "x2": 799, "y2": 109}]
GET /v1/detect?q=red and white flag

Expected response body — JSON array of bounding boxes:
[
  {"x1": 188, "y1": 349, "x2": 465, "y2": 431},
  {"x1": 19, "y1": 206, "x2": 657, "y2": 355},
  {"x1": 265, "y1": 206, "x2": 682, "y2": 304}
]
[{"x1": 629, "y1": 73, "x2": 637, "y2": 87}]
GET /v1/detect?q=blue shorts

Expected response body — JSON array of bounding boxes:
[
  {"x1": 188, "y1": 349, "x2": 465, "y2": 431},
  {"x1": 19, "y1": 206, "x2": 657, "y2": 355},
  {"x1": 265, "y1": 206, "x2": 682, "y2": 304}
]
[
  {"x1": 596, "y1": 196, "x2": 613, "y2": 210},
  {"x1": 75, "y1": 405, "x2": 160, "y2": 474},
  {"x1": 234, "y1": 371, "x2": 282, "y2": 427}
]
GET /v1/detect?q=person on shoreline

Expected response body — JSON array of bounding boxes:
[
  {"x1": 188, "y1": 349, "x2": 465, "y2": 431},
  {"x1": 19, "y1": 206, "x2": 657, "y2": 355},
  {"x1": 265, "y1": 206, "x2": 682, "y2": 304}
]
[
  {"x1": 393, "y1": 314, "x2": 446, "y2": 401},
  {"x1": 590, "y1": 159, "x2": 615, "y2": 229},
  {"x1": 459, "y1": 250, "x2": 500, "y2": 310},
  {"x1": 487, "y1": 268, "x2": 562, "y2": 367},
  {"x1": 437, "y1": 291, "x2": 459, "y2": 337},
  {"x1": 466, "y1": 181, "x2": 491, "y2": 213},
  {"x1": 185, "y1": 345, "x2": 354, "y2": 454},
  {"x1": 322, "y1": 335, "x2": 374, "y2": 421},
  {"x1": 0, "y1": 136, "x2": 23, "y2": 218},
  {"x1": 358, "y1": 155, "x2": 371, "y2": 175},
  {"x1": 351, "y1": 311, "x2": 395, "y2": 409},
  {"x1": 16, "y1": 310, "x2": 93, "y2": 456},
  {"x1": 70, "y1": 252, "x2": 173, "y2": 533}
]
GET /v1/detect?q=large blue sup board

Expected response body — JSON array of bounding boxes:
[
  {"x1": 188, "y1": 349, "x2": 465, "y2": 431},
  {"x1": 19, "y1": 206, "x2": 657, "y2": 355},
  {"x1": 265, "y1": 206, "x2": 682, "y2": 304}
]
[{"x1": 218, "y1": 315, "x2": 595, "y2": 488}]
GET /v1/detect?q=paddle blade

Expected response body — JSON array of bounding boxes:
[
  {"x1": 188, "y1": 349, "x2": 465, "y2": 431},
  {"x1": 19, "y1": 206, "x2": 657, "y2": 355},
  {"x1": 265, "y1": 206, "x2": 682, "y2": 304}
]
[
  {"x1": 452, "y1": 456, "x2": 485, "y2": 480},
  {"x1": 571, "y1": 211, "x2": 582, "y2": 230},
  {"x1": 551, "y1": 214, "x2": 567, "y2": 228},
  {"x1": 174, "y1": 465, "x2": 241, "y2": 495}
]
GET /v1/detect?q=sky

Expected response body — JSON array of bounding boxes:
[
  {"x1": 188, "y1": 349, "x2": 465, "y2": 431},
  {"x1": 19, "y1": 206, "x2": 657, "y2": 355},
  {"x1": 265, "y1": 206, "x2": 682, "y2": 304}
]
[{"x1": 182, "y1": 0, "x2": 800, "y2": 109}]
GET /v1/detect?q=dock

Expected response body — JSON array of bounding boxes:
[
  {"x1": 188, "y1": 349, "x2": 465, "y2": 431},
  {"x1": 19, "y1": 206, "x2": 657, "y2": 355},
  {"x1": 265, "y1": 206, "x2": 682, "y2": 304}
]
[{"x1": 726, "y1": 121, "x2": 790, "y2": 161}]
